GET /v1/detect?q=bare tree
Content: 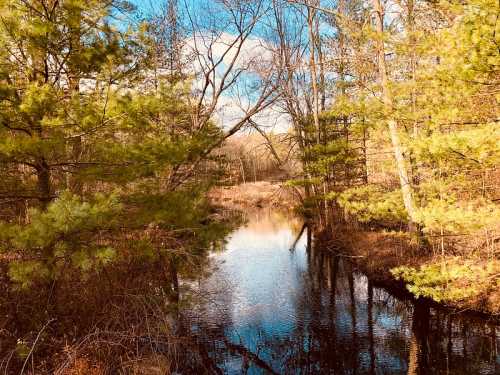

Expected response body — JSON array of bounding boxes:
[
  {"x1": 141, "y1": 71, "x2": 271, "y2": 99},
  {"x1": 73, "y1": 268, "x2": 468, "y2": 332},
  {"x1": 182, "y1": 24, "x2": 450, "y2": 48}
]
[
  {"x1": 306, "y1": 0, "x2": 321, "y2": 145},
  {"x1": 155, "y1": 0, "x2": 285, "y2": 188},
  {"x1": 183, "y1": 0, "x2": 282, "y2": 138}
]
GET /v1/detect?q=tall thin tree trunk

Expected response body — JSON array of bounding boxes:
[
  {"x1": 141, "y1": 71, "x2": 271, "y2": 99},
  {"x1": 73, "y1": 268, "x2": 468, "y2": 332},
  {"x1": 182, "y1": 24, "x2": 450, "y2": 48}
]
[
  {"x1": 239, "y1": 156, "x2": 246, "y2": 183},
  {"x1": 407, "y1": 0, "x2": 421, "y2": 187},
  {"x1": 30, "y1": 8, "x2": 53, "y2": 210},
  {"x1": 68, "y1": 8, "x2": 83, "y2": 196},
  {"x1": 371, "y1": 0, "x2": 418, "y2": 232},
  {"x1": 307, "y1": 5, "x2": 330, "y2": 224},
  {"x1": 307, "y1": 5, "x2": 321, "y2": 145},
  {"x1": 338, "y1": 0, "x2": 351, "y2": 188},
  {"x1": 315, "y1": 17, "x2": 326, "y2": 111}
]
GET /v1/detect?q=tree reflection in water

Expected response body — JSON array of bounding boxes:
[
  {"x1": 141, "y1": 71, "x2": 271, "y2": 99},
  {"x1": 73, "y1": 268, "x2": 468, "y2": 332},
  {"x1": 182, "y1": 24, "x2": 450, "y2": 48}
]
[{"x1": 187, "y1": 209, "x2": 500, "y2": 374}]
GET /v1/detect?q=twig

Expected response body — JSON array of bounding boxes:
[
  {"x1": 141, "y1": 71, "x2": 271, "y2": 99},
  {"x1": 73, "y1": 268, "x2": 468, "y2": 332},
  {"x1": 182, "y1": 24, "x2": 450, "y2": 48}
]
[{"x1": 20, "y1": 319, "x2": 56, "y2": 375}]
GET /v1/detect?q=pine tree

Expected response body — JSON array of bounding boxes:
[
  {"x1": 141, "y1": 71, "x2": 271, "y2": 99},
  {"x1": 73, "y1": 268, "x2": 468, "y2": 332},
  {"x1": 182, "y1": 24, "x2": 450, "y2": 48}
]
[{"x1": 0, "y1": 0, "x2": 226, "y2": 287}]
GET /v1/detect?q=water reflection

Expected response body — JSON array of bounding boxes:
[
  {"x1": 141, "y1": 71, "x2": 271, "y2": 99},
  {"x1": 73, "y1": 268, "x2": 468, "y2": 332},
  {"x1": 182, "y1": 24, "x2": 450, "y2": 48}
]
[{"x1": 187, "y1": 209, "x2": 500, "y2": 374}]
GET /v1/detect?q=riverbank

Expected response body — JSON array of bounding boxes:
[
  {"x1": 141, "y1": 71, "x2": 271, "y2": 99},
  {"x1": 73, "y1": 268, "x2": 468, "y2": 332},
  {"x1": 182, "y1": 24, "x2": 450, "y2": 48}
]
[
  {"x1": 187, "y1": 209, "x2": 500, "y2": 374},
  {"x1": 212, "y1": 182, "x2": 500, "y2": 317},
  {"x1": 319, "y1": 225, "x2": 500, "y2": 317},
  {"x1": 209, "y1": 181, "x2": 298, "y2": 210},
  {"x1": 0, "y1": 200, "x2": 239, "y2": 374}
]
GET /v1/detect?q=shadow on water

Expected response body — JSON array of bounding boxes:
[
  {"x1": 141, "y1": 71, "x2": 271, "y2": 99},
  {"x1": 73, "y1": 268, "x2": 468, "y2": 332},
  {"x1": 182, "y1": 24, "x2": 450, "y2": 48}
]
[{"x1": 186, "y1": 209, "x2": 500, "y2": 374}]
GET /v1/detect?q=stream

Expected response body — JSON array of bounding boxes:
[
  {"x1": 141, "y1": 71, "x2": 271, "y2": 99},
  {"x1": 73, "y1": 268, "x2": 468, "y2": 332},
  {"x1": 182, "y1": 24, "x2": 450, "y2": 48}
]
[{"x1": 185, "y1": 209, "x2": 499, "y2": 374}]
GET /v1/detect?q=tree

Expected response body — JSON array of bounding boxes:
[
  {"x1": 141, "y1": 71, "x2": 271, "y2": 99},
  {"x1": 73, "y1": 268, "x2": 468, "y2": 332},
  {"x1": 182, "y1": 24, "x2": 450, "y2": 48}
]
[
  {"x1": 370, "y1": 0, "x2": 419, "y2": 232},
  {"x1": 0, "y1": 0, "x2": 227, "y2": 287},
  {"x1": 0, "y1": 0, "x2": 141, "y2": 207}
]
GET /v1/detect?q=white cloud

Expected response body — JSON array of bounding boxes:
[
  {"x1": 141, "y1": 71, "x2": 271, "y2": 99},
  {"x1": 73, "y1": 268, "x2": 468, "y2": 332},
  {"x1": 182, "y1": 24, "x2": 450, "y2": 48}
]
[{"x1": 181, "y1": 31, "x2": 290, "y2": 132}]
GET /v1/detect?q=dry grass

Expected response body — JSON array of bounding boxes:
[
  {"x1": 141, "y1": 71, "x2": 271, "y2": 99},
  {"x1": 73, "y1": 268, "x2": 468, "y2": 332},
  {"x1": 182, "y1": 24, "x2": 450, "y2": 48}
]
[
  {"x1": 60, "y1": 358, "x2": 105, "y2": 375},
  {"x1": 321, "y1": 227, "x2": 423, "y2": 281},
  {"x1": 320, "y1": 226, "x2": 500, "y2": 315},
  {"x1": 209, "y1": 182, "x2": 299, "y2": 210}
]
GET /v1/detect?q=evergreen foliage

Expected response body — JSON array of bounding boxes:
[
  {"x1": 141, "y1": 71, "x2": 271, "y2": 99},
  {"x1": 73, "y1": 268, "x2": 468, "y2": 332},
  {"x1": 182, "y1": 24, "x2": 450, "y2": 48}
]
[
  {"x1": 283, "y1": 0, "x2": 499, "y2": 306},
  {"x1": 392, "y1": 258, "x2": 499, "y2": 305},
  {"x1": 0, "y1": 0, "x2": 227, "y2": 287},
  {"x1": 296, "y1": 0, "x2": 499, "y2": 236}
]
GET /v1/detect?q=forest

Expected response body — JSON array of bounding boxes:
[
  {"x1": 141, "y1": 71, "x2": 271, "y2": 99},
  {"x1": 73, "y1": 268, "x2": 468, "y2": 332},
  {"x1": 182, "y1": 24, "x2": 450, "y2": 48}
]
[{"x1": 0, "y1": 0, "x2": 498, "y2": 373}]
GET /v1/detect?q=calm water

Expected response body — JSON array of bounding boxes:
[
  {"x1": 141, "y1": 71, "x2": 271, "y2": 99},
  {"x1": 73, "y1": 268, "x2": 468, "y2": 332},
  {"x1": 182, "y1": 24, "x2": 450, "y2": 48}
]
[{"x1": 186, "y1": 210, "x2": 500, "y2": 374}]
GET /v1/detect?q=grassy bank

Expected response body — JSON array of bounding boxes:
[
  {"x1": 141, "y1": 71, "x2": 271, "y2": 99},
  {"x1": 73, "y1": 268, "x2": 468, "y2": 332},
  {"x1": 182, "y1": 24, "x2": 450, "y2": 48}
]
[{"x1": 209, "y1": 182, "x2": 298, "y2": 211}]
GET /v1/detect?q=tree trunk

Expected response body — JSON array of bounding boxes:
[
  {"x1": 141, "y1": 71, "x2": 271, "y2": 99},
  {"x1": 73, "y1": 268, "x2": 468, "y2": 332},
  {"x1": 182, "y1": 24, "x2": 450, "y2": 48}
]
[
  {"x1": 315, "y1": 15, "x2": 326, "y2": 111},
  {"x1": 407, "y1": 0, "x2": 422, "y2": 187},
  {"x1": 307, "y1": 6, "x2": 330, "y2": 225},
  {"x1": 371, "y1": 0, "x2": 418, "y2": 232},
  {"x1": 36, "y1": 159, "x2": 52, "y2": 209},
  {"x1": 307, "y1": 5, "x2": 321, "y2": 145},
  {"x1": 68, "y1": 8, "x2": 83, "y2": 196}
]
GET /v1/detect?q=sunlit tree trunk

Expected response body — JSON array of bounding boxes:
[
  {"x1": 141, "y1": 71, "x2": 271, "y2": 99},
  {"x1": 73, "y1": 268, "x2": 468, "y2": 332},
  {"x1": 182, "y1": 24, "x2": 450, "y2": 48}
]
[
  {"x1": 307, "y1": 3, "x2": 330, "y2": 225},
  {"x1": 315, "y1": 15, "x2": 326, "y2": 111},
  {"x1": 307, "y1": 4, "x2": 321, "y2": 145},
  {"x1": 371, "y1": 0, "x2": 418, "y2": 232},
  {"x1": 337, "y1": 0, "x2": 351, "y2": 188},
  {"x1": 406, "y1": 0, "x2": 421, "y2": 187}
]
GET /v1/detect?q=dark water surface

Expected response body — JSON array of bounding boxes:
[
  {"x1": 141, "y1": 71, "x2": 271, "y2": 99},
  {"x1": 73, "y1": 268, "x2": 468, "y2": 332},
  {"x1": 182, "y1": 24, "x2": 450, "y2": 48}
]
[{"x1": 186, "y1": 210, "x2": 500, "y2": 374}]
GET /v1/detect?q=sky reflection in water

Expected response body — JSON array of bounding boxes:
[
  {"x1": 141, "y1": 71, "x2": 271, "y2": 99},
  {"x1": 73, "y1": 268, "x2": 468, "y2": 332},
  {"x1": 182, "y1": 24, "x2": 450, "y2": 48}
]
[{"x1": 188, "y1": 210, "x2": 500, "y2": 374}]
